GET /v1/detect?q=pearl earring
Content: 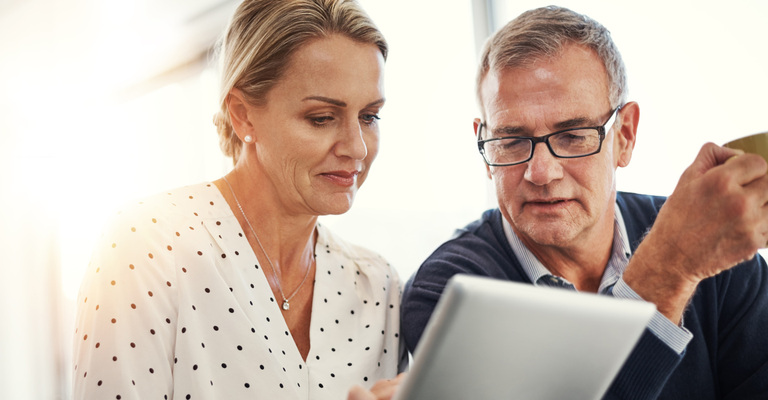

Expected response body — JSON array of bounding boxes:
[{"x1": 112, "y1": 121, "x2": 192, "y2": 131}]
[{"x1": 244, "y1": 135, "x2": 253, "y2": 143}]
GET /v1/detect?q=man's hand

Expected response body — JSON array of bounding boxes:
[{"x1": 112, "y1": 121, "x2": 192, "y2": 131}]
[
  {"x1": 347, "y1": 373, "x2": 406, "y2": 400},
  {"x1": 625, "y1": 142, "x2": 768, "y2": 323}
]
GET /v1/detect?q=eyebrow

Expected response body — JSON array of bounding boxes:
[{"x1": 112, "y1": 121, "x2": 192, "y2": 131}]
[
  {"x1": 491, "y1": 115, "x2": 597, "y2": 137},
  {"x1": 553, "y1": 116, "x2": 594, "y2": 130},
  {"x1": 303, "y1": 96, "x2": 386, "y2": 108}
]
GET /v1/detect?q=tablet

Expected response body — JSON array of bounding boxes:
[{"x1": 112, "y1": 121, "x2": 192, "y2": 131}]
[{"x1": 394, "y1": 274, "x2": 656, "y2": 400}]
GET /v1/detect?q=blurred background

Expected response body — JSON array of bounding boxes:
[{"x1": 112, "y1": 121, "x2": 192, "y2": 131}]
[{"x1": 1, "y1": 0, "x2": 766, "y2": 398}]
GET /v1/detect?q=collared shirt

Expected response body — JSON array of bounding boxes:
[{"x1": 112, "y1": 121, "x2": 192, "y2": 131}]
[{"x1": 502, "y1": 203, "x2": 692, "y2": 354}]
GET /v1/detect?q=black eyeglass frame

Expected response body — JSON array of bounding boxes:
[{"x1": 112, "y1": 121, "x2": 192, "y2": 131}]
[{"x1": 477, "y1": 106, "x2": 622, "y2": 167}]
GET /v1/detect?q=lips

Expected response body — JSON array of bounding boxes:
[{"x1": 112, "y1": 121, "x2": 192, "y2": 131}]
[
  {"x1": 524, "y1": 197, "x2": 573, "y2": 212},
  {"x1": 320, "y1": 170, "x2": 360, "y2": 187},
  {"x1": 528, "y1": 198, "x2": 568, "y2": 204}
]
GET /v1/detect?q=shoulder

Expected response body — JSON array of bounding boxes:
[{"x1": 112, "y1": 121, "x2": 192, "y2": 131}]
[
  {"x1": 406, "y1": 208, "x2": 520, "y2": 298},
  {"x1": 616, "y1": 191, "x2": 668, "y2": 244},
  {"x1": 422, "y1": 208, "x2": 510, "y2": 274},
  {"x1": 90, "y1": 182, "x2": 228, "y2": 275},
  {"x1": 616, "y1": 191, "x2": 667, "y2": 213},
  {"x1": 317, "y1": 223, "x2": 400, "y2": 281},
  {"x1": 103, "y1": 182, "x2": 225, "y2": 232}
]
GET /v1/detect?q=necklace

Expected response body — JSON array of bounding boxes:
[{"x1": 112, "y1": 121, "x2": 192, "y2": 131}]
[{"x1": 222, "y1": 176, "x2": 314, "y2": 311}]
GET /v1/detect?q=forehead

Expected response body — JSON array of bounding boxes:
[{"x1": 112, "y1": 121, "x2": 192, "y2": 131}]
[
  {"x1": 480, "y1": 44, "x2": 610, "y2": 124},
  {"x1": 276, "y1": 35, "x2": 385, "y2": 101}
]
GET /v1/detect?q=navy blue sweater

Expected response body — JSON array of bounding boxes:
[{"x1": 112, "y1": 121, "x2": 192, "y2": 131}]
[{"x1": 402, "y1": 192, "x2": 768, "y2": 399}]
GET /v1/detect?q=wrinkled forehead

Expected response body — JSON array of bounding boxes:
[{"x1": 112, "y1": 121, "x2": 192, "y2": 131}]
[{"x1": 479, "y1": 45, "x2": 610, "y2": 123}]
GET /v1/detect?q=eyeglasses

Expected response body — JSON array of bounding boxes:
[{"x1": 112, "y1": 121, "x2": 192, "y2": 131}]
[{"x1": 477, "y1": 106, "x2": 621, "y2": 167}]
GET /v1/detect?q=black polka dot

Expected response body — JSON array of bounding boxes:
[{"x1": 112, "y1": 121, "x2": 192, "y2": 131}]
[{"x1": 72, "y1": 184, "x2": 404, "y2": 398}]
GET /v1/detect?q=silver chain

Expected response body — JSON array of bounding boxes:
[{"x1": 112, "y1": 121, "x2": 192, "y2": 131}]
[{"x1": 222, "y1": 176, "x2": 314, "y2": 311}]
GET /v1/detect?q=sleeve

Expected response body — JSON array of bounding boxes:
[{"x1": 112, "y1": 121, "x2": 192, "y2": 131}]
[
  {"x1": 72, "y1": 208, "x2": 179, "y2": 399},
  {"x1": 607, "y1": 254, "x2": 768, "y2": 400},
  {"x1": 401, "y1": 275, "x2": 439, "y2": 355},
  {"x1": 612, "y1": 278, "x2": 693, "y2": 354},
  {"x1": 602, "y1": 330, "x2": 683, "y2": 400}
]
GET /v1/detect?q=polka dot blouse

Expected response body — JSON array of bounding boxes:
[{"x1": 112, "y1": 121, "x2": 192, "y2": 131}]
[{"x1": 72, "y1": 183, "x2": 406, "y2": 400}]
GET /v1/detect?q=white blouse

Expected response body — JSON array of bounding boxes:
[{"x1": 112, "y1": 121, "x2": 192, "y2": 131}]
[{"x1": 73, "y1": 182, "x2": 406, "y2": 400}]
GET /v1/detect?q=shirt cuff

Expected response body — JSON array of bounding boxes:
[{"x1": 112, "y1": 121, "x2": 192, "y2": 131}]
[{"x1": 612, "y1": 277, "x2": 693, "y2": 354}]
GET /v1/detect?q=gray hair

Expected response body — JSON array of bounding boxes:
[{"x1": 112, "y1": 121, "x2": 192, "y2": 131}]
[
  {"x1": 213, "y1": 0, "x2": 388, "y2": 164},
  {"x1": 477, "y1": 6, "x2": 627, "y2": 117}
]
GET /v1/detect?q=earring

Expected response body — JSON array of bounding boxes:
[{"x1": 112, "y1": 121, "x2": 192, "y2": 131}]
[{"x1": 243, "y1": 135, "x2": 253, "y2": 143}]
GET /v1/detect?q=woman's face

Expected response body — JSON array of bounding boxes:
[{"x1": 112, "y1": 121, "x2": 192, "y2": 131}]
[{"x1": 238, "y1": 34, "x2": 385, "y2": 216}]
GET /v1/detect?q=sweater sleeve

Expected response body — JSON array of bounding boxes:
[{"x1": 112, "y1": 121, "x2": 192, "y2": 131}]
[{"x1": 603, "y1": 329, "x2": 683, "y2": 400}]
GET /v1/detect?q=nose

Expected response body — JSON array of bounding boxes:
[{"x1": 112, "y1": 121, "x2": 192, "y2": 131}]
[
  {"x1": 523, "y1": 141, "x2": 563, "y2": 185},
  {"x1": 335, "y1": 120, "x2": 368, "y2": 160}
]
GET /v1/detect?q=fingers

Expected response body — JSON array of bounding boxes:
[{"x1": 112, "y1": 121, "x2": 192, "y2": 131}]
[
  {"x1": 348, "y1": 374, "x2": 407, "y2": 400},
  {"x1": 686, "y1": 142, "x2": 743, "y2": 176},
  {"x1": 721, "y1": 152, "x2": 768, "y2": 186},
  {"x1": 369, "y1": 373, "x2": 406, "y2": 400},
  {"x1": 347, "y1": 385, "x2": 376, "y2": 400},
  {"x1": 682, "y1": 143, "x2": 767, "y2": 196},
  {"x1": 653, "y1": 143, "x2": 768, "y2": 280}
]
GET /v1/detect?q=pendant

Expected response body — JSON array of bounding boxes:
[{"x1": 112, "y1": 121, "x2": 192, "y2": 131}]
[{"x1": 282, "y1": 300, "x2": 290, "y2": 311}]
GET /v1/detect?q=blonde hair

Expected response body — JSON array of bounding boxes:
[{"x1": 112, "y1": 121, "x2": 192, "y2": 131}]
[
  {"x1": 477, "y1": 6, "x2": 627, "y2": 118},
  {"x1": 213, "y1": 0, "x2": 388, "y2": 164}
]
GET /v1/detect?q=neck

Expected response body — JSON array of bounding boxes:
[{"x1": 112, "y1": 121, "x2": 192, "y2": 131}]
[
  {"x1": 527, "y1": 240, "x2": 609, "y2": 292},
  {"x1": 216, "y1": 167, "x2": 318, "y2": 270},
  {"x1": 514, "y1": 212, "x2": 615, "y2": 293}
]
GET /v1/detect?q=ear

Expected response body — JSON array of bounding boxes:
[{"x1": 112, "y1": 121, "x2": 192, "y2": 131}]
[
  {"x1": 226, "y1": 88, "x2": 257, "y2": 142},
  {"x1": 474, "y1": 118, "x2": 493, "y2": 180},
  {"x1": 613, "y1": 101, "x2": 639, "y2": 168}
]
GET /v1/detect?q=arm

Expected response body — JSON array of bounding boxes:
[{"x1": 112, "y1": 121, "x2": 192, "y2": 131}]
[
  {"x1": 624, "y1": 143, "x2": 768, "y2": 324},
  {"x1": 72, "y1": 209, "x2": 178, "y2": 399}
]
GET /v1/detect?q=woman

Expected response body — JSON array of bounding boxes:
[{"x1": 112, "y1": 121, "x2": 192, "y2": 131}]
[{"x1": 72, "y1": 0, "x2": 406, "y2": 398}]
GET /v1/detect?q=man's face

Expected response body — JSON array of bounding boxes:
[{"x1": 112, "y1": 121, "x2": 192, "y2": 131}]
[{"x1": 477, "y1": 44, "x2": 633, "y2": 251}]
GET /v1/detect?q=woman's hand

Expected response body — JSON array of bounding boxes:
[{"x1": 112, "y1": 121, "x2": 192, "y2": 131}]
[{"x1": 347, "y1": 373, "x2": 406, "y2": 400}]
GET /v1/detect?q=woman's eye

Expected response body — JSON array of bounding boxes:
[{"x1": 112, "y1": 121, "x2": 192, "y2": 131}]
[
  {"x1": 310, "y1": 116, "x2": 334, "y2": 126},
  {"x1": 360, "y1": 114, "x2": 381, "y2": 125}
]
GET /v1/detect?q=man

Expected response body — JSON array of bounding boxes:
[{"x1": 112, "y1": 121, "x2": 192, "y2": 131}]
[{"x1": 401, "y1": 6, "x2": 768, "y2": 399}]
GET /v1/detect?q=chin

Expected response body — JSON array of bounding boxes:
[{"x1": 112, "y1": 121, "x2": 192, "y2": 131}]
[
  {"x1": 517, "y1": 219, "x2": 580, "y2": 246},
  {"x1": 314, "y1": 194, "x2": 356, "y2": 216}
]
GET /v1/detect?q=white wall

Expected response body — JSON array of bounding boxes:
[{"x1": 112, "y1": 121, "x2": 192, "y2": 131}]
[{"x1": 1, "y1": 1, "x2": 766, "y2": 398}]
